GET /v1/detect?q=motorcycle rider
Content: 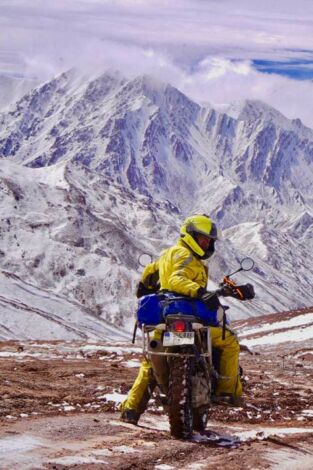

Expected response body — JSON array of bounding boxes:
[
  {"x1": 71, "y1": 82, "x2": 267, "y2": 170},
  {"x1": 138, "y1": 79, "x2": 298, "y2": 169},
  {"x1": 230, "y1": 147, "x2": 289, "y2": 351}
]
[{"x1": 120, "y1": 214, "x2": 255, "y2": 425}]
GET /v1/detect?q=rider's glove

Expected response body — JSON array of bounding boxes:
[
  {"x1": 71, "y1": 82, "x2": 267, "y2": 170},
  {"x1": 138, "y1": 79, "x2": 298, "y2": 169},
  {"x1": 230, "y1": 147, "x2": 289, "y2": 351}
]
[
  {"x1": 136, "y1": 271, "x2": 160, "y2": 298},
  {"x1": 197, "y1": 287, "x2": 220, "y2": 310},
  {"x1": 136, "y1": 282, "x2": 152, "y2": 298},
  {"x1": 219, "y1": 285, "x2": 234, "y2": 297},
  {"x1": 236, "y1": 283, "x2": 255, "y2": 300},
  {"x1": 222, "y1": 283, "x2": 255, "y2": 300}
]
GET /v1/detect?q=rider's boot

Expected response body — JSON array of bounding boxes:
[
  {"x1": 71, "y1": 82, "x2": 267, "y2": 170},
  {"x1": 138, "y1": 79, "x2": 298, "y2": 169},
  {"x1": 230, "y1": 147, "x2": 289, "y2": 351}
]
[
  {"x1": 120, "y1": 409, "x2": 141, "y2": 425},
  {"x1": 120, "y1": 362, "x2": 157, "y2": 425},
  {"x1": 211, "y1": 393, "x2": 244, "y2": 407}
]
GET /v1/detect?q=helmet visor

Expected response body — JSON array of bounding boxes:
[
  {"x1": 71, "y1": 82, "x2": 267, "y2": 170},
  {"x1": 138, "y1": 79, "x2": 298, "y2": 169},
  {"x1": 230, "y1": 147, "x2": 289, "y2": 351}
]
[
  {"x1": 209, "y1": 222, "x2": 218, "y2": 240},
  {"x1": 187, "y1": 221, "x2": 218, "y2": 240}
]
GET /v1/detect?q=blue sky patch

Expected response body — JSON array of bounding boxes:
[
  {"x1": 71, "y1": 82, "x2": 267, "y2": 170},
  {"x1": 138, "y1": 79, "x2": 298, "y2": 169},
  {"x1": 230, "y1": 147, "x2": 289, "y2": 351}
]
[{"x1": 253, "y1": 59, "x2": 313, "y2": 80}]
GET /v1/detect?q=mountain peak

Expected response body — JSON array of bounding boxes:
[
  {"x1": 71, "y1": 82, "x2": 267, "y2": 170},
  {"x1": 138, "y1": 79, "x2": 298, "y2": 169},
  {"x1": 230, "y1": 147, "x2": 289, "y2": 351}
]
[
  {"x1": 226, "y1": 99, "x2": 287, "y2": 125},
  {"x1": 225, "y1": 99, "x2": 313, "y2": 135}
]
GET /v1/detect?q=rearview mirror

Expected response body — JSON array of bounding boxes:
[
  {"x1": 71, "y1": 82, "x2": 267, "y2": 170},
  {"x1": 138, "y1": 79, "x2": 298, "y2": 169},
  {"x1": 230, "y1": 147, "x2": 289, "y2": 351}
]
[
  {"x1": 240, "y1": 257, "x2": 254, "y2": 271},
  {"x1": 138, "y1": 253, "x2": 152, "y2": 267},
  {"x1": 226, "y1": 257, "x2": 255, "y2": 278}
]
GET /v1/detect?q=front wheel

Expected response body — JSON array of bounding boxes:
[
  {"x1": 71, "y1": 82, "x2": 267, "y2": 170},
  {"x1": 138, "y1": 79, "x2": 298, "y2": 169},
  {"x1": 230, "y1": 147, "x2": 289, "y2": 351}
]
[{"x1": 168, "y1": 355, "x2": 193, "y2": 439}]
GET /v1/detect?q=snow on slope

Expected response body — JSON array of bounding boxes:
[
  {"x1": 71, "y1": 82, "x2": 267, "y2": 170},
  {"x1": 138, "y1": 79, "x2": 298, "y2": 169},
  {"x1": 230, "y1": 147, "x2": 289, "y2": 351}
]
[
  {"x1": 0, "y1": 158, "x2": 183, "y2": 335},
  {"x1": 0, "y1": 270, "x2": 129, "y2": 341},
  {"x1": 0, "y1": 74, "x2": 38, "y2": 111},
  {"x1": 237, "y1": 307, "x2": 313, "y2": 348}
]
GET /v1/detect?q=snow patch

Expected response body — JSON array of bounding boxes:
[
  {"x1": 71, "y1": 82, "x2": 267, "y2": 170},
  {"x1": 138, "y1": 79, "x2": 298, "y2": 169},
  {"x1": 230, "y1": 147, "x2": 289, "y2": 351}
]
[
  {"x1": 241, "y1": 325, "x2": 313, "y2": 347},
  {"x1": 269, "y1": 449, "x2": 313, "y2": 470},
  {"x1": 98, "y1": 391, "x2": 128, "y2": 404},
  {"x1": 122, "y1": 359, "x2": 141, "y2": 368},
  {"x1": 0, "y1": 435, "x2": 44, "y2": 454},
  {"x1": 80, "y1": 345, "x2": 141, "y2": 354},
  {"x1": 50, "y1": 456, "x2": 108, "y2": 465},
  {"x1": 155, "y1": 465, "x2": 175, "y2": 470},
  {"x1": 112, "y1": 445, "x2": 139, "y2": 454},
  {"x1": 234, "y1": 426, "x2": 313, "y2": 441},
  {"x1": 240, "y1": 313, "x2": 313, "y2": 337}
]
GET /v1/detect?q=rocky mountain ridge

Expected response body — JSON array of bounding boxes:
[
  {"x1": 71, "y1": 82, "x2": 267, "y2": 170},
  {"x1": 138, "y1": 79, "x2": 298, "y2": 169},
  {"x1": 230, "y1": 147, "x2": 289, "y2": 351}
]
[{"x1": 0, "y1": 70, "x2": 312, "y2": 336}]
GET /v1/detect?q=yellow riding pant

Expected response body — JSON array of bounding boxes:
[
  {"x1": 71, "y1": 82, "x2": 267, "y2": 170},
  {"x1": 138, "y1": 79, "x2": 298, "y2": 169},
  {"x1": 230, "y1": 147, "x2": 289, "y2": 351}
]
[
  {"x1": 210, "y1": 326, "x2": 242, "y2": 397},
  {"x1": 121, "y1": 327, "x2": 242, "y2": 413}
]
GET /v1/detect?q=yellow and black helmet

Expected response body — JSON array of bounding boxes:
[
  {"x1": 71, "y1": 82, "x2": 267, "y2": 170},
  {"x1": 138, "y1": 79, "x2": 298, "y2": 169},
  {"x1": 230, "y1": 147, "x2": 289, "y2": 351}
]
[{"x1": 180, "y1": 214, "x2": 218, "y2": 259}]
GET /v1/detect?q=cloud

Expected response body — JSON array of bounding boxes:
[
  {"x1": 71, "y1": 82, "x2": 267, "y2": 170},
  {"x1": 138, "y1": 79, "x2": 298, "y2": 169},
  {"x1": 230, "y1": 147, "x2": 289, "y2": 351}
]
[
  {"x1": 175, "y1": 58, "x2": 313, "y2": 128},
  {"x1": 1, "y1": 0, "x2": 313, "y2": 127}
]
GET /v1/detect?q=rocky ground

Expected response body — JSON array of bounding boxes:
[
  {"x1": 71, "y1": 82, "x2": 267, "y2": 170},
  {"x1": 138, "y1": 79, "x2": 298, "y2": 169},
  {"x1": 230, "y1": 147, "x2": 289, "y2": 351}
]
[{"x1": 0, "y1": 314, "x2": 312, "y2": 469}]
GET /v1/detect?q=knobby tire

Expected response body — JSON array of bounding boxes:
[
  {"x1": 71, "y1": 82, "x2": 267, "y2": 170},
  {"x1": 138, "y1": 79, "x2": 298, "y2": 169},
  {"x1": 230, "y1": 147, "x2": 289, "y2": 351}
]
[{"x1": 168, "y1": 355, "x2": 193, "y2": 439}]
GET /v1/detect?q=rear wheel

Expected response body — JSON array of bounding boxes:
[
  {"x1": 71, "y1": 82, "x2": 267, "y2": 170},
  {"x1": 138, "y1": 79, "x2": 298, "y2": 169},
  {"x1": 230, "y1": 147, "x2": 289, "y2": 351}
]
[
  {"x1": 168, "y1": 355, "x2": 193, "y2": 439},
  {"x1": 192, "y1": 371, "x2": 210, "y2": 433}
]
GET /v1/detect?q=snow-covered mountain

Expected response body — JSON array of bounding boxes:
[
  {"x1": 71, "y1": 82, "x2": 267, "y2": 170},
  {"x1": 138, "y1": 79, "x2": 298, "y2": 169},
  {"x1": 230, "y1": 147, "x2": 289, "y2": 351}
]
[
  {"x1": 0, "y1": 70, "x2": 312, "y2": 338},
  {"x1": 0, "y1": 269, "x2": 129, "y2": 341},
  {"x1": 0, "y1": 74, "x2": 38, "y2": 111}
]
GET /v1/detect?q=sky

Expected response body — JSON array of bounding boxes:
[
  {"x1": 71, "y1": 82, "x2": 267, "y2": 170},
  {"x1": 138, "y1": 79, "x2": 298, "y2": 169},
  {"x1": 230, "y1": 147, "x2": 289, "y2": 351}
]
[{"x1": 1, "y1": 0, "x2": 313, "y2": 127}]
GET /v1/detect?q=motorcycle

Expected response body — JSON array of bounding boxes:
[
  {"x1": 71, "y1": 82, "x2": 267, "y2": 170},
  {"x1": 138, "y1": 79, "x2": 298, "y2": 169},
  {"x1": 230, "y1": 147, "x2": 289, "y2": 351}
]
[{"x1": 136, "y1": 257, "x2": 255, "y2": 439}]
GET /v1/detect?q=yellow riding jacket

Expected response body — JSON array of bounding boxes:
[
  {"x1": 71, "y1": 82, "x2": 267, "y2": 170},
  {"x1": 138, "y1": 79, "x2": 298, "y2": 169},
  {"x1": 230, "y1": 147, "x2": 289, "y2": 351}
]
[{"x1": 141, "y1": 239, "x2": 208, "y2": 298}]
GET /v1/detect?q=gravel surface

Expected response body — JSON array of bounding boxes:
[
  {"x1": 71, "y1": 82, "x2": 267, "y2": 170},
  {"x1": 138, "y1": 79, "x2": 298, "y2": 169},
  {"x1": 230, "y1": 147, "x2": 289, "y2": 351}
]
[{"x1": 0, "y1": 325, "x2": 312, "y2": 469}]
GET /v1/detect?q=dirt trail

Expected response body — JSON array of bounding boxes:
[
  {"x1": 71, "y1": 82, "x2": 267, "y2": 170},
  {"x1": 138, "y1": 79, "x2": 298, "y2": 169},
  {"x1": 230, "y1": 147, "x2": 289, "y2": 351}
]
[
  {"x1": 0, "y1": 411, "x2": 312, "y2": 470},
  {"x1": 0, "y1": 338, "x2": 312, "y2": 469}
]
